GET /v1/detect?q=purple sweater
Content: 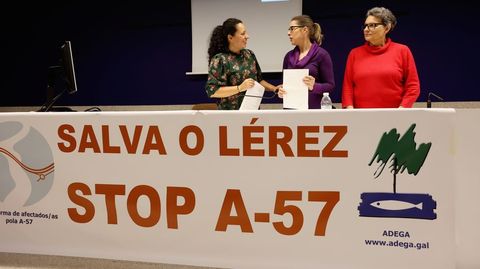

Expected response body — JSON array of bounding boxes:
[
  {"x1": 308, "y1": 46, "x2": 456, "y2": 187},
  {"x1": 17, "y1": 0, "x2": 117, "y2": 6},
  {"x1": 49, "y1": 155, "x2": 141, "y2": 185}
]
[{"x1": 283, "y1": 42, "x2": 335, "y2": 109}]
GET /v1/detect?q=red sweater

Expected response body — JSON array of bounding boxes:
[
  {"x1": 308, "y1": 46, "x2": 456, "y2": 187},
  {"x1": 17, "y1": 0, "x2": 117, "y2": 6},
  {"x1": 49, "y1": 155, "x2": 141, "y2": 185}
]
[{"x1": 342, "y1": 39, "x2": 420, "y2": 108}]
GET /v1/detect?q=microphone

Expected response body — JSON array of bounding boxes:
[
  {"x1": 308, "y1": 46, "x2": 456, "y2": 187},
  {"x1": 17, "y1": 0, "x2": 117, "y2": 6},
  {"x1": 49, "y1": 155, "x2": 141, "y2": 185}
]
[
  {"x1": 427, "y1": 91, "x2": 444, "y2": 108},
  {"x1": 243, "y1": 89, "x2": 278, "y2": 100},
  {"x1": 239, "y1": 89, "x2": 278, "y2": 110}
]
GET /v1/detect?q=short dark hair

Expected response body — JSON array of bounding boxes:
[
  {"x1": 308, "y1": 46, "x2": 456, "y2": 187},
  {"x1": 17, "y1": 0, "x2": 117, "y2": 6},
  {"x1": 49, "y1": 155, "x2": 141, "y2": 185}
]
[{"x1": 366, "y1": 7, "x2": 397, "y2": 32}]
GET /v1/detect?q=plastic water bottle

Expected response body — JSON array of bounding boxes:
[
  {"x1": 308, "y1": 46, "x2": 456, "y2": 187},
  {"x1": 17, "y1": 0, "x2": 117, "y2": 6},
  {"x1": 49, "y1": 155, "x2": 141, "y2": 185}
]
[{"x1": 321, "y1": 92, "x2": 332, "y2": 109}]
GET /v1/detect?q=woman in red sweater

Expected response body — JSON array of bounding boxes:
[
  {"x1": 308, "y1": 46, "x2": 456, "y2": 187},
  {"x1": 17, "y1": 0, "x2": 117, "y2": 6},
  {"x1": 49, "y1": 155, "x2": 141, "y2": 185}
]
[{"x1": 342, "y1": 7, "x2": 420, "y2": 108}]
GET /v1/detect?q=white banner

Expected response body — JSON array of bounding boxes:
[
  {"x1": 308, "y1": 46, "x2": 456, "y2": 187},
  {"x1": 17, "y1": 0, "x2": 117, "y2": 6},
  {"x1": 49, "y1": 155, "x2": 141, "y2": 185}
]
[
  {"x1": 0, "y1": 109, "x2": 455, "y2": 268},
  {"x1": 454, "y1": 109, "x2": 480, "y2": 269}
]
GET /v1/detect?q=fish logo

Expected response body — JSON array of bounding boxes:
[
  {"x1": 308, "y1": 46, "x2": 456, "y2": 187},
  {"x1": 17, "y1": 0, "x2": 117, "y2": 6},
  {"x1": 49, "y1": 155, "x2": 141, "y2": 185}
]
[
  {"x1": 358, "y1": 124, "x2": 436, "y2": 220},
  {"x1": 370, "y1": 200, "x2": 422, "y2": 211}
]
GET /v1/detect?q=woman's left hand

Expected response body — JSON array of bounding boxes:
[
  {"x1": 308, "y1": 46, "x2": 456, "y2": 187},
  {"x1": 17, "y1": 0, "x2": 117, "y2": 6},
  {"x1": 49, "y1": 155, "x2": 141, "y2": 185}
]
[
  {"x1": 275, "y1": 85, "x2": 286, "y2": 98},
  {"x1": 303, "y1": 75, "x2": 315, "y2": 91}
]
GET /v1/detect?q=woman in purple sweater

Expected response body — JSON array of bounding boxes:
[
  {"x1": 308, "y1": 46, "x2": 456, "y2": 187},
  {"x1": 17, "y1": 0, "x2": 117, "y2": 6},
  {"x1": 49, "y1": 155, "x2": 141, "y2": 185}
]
[{"x1": 280, "y1": 15, "x2": 335, "y2": 109}]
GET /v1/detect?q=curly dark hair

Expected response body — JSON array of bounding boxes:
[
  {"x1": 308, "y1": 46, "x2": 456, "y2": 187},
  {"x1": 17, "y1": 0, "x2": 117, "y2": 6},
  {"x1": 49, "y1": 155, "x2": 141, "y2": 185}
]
[{"x1": 207, "y1": 18, "x2": 242, "y2": 63}]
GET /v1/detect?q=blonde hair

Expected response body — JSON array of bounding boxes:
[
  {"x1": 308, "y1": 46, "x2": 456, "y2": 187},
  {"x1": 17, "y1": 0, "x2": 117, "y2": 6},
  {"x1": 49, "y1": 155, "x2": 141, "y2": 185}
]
[{"x1": 291, "y1": 15, "x2": 324, "y2": 45}]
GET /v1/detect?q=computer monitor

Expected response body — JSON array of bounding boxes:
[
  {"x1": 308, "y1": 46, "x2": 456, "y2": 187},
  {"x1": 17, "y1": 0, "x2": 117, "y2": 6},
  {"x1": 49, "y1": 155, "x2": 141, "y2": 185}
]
[
  {"x1": 39, "y1": 40, "x2": 78, "y2": 112},
  {"x1": 61, "y1": 41, "x2": 77, "y2": 94}
]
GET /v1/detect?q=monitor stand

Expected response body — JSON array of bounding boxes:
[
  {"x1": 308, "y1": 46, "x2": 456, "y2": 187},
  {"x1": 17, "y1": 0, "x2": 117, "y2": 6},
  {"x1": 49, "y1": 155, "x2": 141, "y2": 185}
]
[{"x1": 38, "y1": 67, "x2": 77, "y2": 112}]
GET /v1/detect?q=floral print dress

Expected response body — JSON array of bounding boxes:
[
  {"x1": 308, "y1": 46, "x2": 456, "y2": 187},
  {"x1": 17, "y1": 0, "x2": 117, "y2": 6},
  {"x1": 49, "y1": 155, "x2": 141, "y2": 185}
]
[{"x1": 205, "y1": 49, "x2": 263, "y2": 110}]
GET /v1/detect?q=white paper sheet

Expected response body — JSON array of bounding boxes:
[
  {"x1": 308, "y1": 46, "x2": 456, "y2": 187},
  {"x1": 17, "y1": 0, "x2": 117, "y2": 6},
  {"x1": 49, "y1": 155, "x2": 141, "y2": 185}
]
[
  {"x1": 283, "y1": 69, "x2": 308, "y2": 110},
  {"x1": 239, "y1": 81, "x2": 265, "y2": 110}
]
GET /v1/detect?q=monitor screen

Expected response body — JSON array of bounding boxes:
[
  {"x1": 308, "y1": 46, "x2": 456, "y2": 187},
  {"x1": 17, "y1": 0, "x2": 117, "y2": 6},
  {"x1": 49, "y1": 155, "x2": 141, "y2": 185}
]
[
  {"x1": 39, "y1": 41, "x2": 78, "y2": 112},
  {"x1": 60, "y1": 41, "x2": 77, "y2": 94}
]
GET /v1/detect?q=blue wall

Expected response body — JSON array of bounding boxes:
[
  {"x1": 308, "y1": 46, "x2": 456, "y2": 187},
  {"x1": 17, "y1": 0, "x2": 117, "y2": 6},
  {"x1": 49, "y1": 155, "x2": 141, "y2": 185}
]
[{"x1": 2, "y1": 1, "x2": 478, "y2": 107}]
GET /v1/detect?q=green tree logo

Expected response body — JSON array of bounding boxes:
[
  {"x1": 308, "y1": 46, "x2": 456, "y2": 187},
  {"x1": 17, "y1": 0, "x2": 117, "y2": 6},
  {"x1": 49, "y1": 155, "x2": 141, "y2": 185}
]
[{"x1": 368, "y1": 124, "x2": 432, "y2": 193}]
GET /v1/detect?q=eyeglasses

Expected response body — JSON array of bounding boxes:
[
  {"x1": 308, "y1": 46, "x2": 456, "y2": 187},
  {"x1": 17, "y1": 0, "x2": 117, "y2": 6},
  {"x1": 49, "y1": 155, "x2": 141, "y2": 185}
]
[
  {"x1": 288, "y1": 25, "x2": 304, "y2": 32},
  {"x1": 362, "y1": 23, "x2": 384, "y2": 31}
]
